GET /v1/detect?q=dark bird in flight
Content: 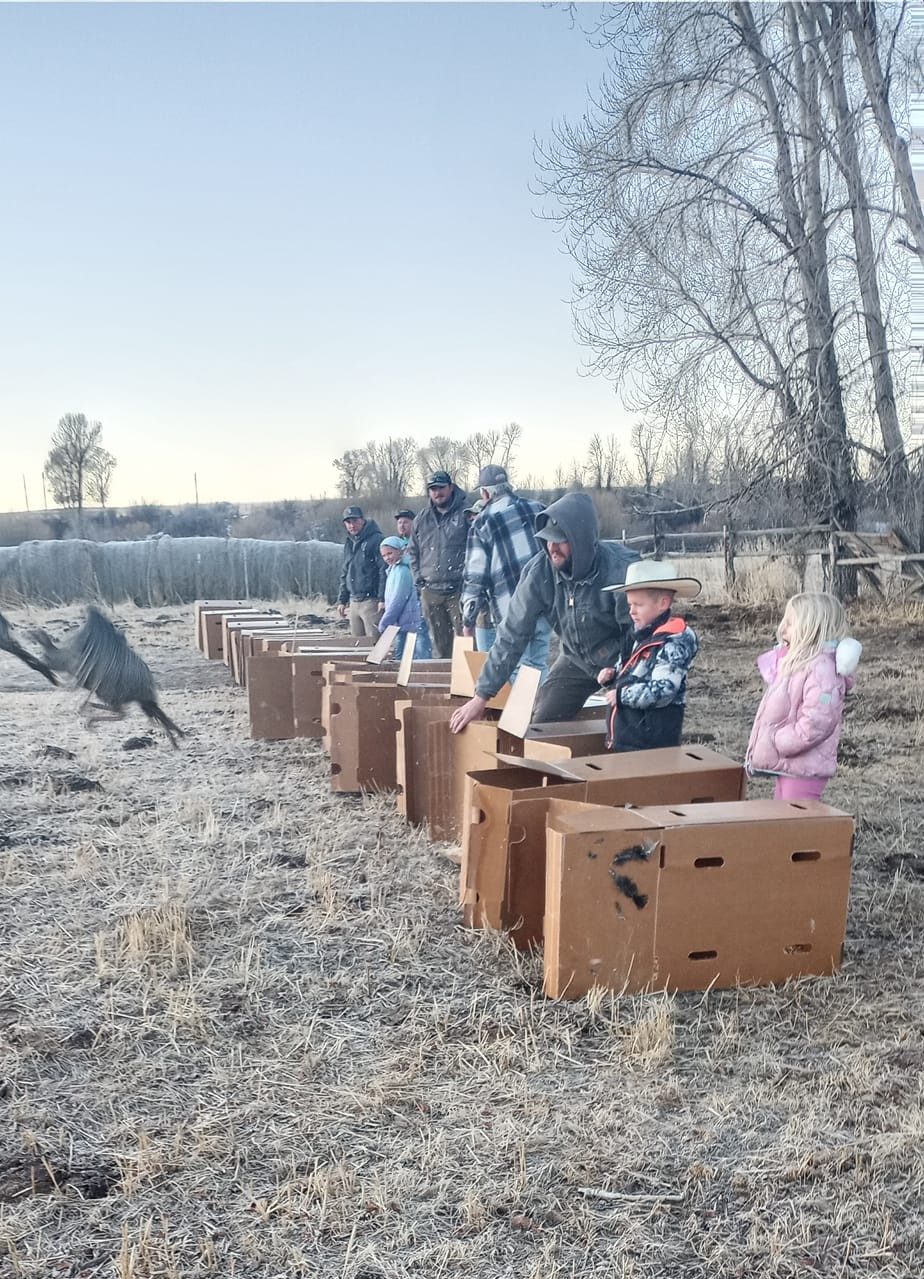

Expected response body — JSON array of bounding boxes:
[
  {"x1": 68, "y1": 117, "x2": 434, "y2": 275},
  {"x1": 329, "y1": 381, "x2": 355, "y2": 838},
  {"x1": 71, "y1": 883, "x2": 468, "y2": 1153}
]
[
  {"x1": 30, "y1": 607, "x2": 184, "y2": 748},
  {"x1": 0, "y1": 611, "x2": 59, "y2": 686}
]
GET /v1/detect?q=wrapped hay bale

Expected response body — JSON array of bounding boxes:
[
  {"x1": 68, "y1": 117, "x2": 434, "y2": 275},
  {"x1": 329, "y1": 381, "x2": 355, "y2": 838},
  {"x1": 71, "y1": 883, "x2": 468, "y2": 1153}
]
[{"x1": 0, "y1": 535, "x2": 343, "y2": 606}]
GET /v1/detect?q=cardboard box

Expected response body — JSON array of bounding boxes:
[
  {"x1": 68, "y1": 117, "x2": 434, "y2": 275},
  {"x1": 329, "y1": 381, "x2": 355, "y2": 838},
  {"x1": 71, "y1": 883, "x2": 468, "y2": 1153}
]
[
  {"x1": 328, "y1": 678, "x2": 452, "y2": 792},
  {"x1": 200, "y1": 608, "x2": 277, "y2": 660},
  {"x1": 247, "y1": 647, "x2": 398, "y2": 741},
  {"x1": 393, "y1": 701, "x2": 524, "y2": 839},
  {"x1": 522, "y1": 718, "x2": 607, "y2": 761},
  {"x1": 544, "y1": 798, "x2": 854, "y2": 998},
  {"x1": 450, "y1": 637, "x2": 511, "y2": 709},
  {"x1": 248, "y1": 652, "x2": 297, "y2": 740},
  {"x1": 194, "y1": 600, "x2": 247, "y2": 651},
  {"x1": 319, "y1": 660, "x2": 451, "y2": 747},
  {"x1": 462, "y1": 746, "x2": 747, "y2": 948},
  {"x1": 222, "y1": 614, "x2": 284, "y2": 666},
  {"x1": 229, "y1": 623, "x2": 310, "y2": 685}
]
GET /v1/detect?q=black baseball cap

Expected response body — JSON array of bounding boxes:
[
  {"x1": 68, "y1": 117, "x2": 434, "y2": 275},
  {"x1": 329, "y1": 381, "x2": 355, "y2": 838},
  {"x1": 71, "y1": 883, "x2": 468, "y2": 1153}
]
[
  {"x1": 427, "y1": 471, "x2": 452, "y2": 488},
  {"x1": 342, "y1": 505, "x2": 364, "y2": 521},
  {"x1": 394, "y1": 509, "x2": 416, "y2": 520}
]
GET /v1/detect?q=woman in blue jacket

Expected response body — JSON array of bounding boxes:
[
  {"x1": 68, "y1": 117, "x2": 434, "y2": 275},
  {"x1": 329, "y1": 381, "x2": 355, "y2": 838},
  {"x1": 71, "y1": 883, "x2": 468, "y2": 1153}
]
[{"x1": 378, "y1": 537, "x2": 432, "y2": 660}]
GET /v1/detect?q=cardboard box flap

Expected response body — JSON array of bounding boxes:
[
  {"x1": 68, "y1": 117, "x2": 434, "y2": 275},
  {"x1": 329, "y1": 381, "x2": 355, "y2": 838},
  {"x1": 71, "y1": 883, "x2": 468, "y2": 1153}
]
[
  {"x1": 546, "y1": 797, "x2": 851, "y2": 838},
  {"x1": 366, "y1": 625, "x2": 400, "y2": 665}
]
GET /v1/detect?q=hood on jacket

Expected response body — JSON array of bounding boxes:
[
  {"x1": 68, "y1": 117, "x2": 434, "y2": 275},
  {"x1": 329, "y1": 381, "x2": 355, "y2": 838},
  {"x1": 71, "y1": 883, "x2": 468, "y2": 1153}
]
[
  {"x1": 836, "y1": 636, "x2": 862, "y2": 676},
  {"x1": 534, "y1": 492, "x2": 599, "y2": 579},
  {"x1": 349, "y1": 518, "x2": 382, "y2": 543}
]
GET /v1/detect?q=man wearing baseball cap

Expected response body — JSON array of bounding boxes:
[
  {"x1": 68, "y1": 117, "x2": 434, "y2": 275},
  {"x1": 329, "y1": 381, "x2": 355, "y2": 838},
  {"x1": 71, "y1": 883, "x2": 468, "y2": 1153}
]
[
  {"x1": 407, "y1": 471, "x2": 469, "y2": 658},
  {"x1": 597, "y1": 560, "x2": 701, "y2": 751},
  {"x1": 450, "y1": 491, "x2": 638, "y2": 732},
  {"x1": 394, "y1": 510, "x2": 416, "y2": 541},
  {"x1": 337, "y1": 505, "x2": 386, "y2": 637},
  {"x1": 460, "y1": 464, "x2": 551, "y2": 676}
]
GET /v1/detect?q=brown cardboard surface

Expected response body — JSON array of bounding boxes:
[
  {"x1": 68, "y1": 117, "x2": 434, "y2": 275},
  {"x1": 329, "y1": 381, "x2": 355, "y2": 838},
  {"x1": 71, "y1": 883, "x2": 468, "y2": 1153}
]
[
  {"x1": 463, "y1": 747, "x2": 746, "y2": 950},
  {"x1": 523, "y1": 719, "x2": 607, "y2": 761},
  {"x1": 449, "y1": 637, "x2": 510, "y2": 709},
  {"x1": 328, "y1": 680, "x2": 447, "y2": 792},
  {"x1": 544, "y1": 798, "x2": 854, "y2": 998},
  {"x1": 201, "y1": 608, "x2": 273, "y2": 660},
  {"x1": 223, "y1": 615, "x2": 284, "y2": 667},
  {"x1": 248, "y1": 653, "x2": 296, "y2": 740},
  {"x1": 320, "y1": 661, "x2": 451, "y2": 747},
  {"x1": 366, "y1": 625, "x2": 400, "y2": 664},
  {"x1": 291, "y1": 650, "x2": 410, "y2": 740},
  {"x1": 230, "y1": 623, "x2": 306, "y2": 685},
  {"x1": 194, "y1": 601, "x2": 247, "y2": 651},
  {"x1": 497, "y1": 664, "x2": 542, "y2": 738}
]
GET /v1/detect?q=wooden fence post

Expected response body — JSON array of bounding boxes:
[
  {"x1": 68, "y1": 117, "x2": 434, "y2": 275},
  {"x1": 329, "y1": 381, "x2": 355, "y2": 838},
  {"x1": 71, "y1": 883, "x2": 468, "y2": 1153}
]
[{"x1": 723, "y1": 524, "x2": 736, "y2": 591}]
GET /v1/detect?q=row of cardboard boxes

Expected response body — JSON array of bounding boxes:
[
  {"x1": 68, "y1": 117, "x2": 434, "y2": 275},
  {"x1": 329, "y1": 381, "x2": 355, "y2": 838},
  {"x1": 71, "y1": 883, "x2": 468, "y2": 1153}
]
[{"x1": 194, "y1": 601, "x2": 855, "y2": 1000}]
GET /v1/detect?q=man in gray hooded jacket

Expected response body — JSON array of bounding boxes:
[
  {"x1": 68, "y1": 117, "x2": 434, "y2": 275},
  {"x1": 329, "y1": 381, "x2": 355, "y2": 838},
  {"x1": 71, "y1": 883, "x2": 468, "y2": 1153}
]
[{"x1": 449, "y1": 492, "x2": 638, "y2": 731}]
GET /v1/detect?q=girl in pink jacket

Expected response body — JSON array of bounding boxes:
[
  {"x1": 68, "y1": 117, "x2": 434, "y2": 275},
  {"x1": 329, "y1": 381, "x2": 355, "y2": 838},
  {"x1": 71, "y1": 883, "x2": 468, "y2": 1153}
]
[{"x1": 746, "y1": 592, "x2": 861, "y2": 802}]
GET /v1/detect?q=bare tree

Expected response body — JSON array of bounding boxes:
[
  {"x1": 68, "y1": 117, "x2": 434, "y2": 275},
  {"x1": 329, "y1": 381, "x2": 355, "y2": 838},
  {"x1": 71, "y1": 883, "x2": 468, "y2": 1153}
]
[
  {"x1": 498, "y1": 422, "x2": 523, "y2": 471},
  {"x1": 538, "y1": 2, "x2": 924, "y2": 574},
  {"x1": 364, "y1": 437, "x2": 418, "y2": 498},
  {"x1": 463, "y1": 430, "x2": 502, "y2": 478},
  {"x1": 417, "y1": 436, "x2": 470, "y2": 490},
  {"x1": 586, "y1": 432, "x2": 623, "y2": 490},
  {"x1": 630, "y1": 421, "x2": 665, "y2": 497},
  {"x1": 332, "y1": 449, "x2": 367, "y2": 499},
  {"x1": 86, "y1": 448, "x2": 117, "y2": 509},
  {"x1": 44, "y1": 414, "x2": 115, "y2": 532}
]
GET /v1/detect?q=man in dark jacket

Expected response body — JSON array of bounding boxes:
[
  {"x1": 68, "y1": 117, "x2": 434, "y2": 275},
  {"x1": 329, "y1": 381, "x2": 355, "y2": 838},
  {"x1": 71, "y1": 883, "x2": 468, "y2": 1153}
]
[
  {"x1": 449, "y1": 491, "x2": 638, "y2": 730},
  {"x1": 407, "y1": 471, "x2": 469, "y2": 658},
  {"x1": 337, "y1": 506, "x2": 386, "y2": 637}
]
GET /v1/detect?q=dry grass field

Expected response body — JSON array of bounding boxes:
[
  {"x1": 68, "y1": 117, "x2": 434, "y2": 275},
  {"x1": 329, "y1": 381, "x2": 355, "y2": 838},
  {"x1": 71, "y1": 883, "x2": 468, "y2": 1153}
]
[{"x1": 0, "y1": 600, "x2": 922, "y2": 1278}]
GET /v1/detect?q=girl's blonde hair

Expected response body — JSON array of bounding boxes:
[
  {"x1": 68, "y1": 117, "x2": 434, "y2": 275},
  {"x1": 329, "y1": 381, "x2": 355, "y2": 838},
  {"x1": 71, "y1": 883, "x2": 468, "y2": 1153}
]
[{"x1": 778, "y1": 592, "x2": 847, "y2": 673}]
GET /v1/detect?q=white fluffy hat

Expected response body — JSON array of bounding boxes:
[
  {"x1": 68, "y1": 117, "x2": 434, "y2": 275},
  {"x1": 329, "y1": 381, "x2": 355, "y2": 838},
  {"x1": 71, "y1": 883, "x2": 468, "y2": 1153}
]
[{"x1": 603, "y1": 559, "x2": 702, "y2": 599}]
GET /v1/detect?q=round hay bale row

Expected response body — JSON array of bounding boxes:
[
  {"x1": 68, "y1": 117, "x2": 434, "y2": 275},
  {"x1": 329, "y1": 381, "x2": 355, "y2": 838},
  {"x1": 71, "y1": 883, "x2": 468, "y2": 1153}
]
[{"x1": 0, "y1": 536, "x2": 343, "y2": 606}]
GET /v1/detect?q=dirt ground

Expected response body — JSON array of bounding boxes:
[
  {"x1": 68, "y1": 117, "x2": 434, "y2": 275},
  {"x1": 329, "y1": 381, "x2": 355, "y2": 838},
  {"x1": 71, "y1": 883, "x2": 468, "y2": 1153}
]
[{"x1": 0, "y1": 601, "x2": 922, "y2": 1278}]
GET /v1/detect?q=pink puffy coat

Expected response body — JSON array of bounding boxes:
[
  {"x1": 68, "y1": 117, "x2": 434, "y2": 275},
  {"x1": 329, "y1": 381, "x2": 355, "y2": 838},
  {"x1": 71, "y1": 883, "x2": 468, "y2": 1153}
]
[{"x1": 746, "y1": 639, "x2": 860, "y2": 780}]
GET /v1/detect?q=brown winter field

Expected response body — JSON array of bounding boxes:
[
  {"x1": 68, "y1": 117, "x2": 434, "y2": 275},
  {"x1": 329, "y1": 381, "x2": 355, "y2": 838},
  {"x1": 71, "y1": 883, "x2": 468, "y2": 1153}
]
[{"x1": 0, "y1": 600, "x2": 922, "y2": 1279}]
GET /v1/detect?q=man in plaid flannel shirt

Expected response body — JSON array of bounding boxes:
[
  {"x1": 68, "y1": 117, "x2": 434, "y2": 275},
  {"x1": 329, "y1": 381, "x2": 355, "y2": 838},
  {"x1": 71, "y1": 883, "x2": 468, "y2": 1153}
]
[{"x1": 460, "y1": 465, "x2": 552, "y2": 678}]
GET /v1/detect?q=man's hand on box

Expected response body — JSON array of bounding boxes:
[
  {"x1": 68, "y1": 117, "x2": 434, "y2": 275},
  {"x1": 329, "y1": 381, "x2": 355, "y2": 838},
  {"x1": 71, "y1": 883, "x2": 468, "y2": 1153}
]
[{"x1": 450, "y1": 695, "x2": 487, "y2": 734}]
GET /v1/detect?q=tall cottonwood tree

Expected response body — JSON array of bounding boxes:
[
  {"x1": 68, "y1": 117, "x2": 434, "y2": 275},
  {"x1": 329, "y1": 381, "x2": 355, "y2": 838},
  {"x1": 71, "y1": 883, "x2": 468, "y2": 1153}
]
[
  {"x1": 44, "y1": 414, "x2": 116, "y2": 530},
  {"x1": 540, "y1": 1, "x2": 924, "y2": 563}
]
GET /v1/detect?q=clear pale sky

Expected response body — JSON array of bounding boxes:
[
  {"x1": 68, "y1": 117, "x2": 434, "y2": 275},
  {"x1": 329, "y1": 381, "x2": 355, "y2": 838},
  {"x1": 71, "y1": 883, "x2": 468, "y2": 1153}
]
[{"x1": 0, "y1": 1, "x2": 631, "y2": 513}]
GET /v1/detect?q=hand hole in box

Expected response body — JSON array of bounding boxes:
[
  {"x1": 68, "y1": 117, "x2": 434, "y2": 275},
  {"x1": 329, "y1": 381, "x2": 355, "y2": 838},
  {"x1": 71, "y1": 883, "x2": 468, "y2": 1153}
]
[
  {"x1": 668, "y1": 809, "x2": 688, "y2": 817},
  {"x1": 694, "y1": 856, "x2": 724, "y2": 868},
  {"x1": 784, "y1": 943, "x2": 812, "y2": 954},
  {"x1": 684, "y1": 751, "x2": 703, "y2": 760},
  {"x1": 331, "y1": 763, "x2": 342, "y2": 774},
  {"x1": 585, "y1": 762, "x2": 601, "y2": 771},
  {"x1": 791, "y1": 850, "x2": 820, "y2": 862},
  {"x1": 688, "y1": 949, "x2": 718, "y2": 960}
]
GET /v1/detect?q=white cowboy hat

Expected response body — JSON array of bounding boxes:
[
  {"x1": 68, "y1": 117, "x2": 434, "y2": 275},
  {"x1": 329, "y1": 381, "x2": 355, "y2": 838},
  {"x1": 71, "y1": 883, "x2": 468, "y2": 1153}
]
[{"x1": 603, "y1": 559, "x2": 702, "y2": 599}]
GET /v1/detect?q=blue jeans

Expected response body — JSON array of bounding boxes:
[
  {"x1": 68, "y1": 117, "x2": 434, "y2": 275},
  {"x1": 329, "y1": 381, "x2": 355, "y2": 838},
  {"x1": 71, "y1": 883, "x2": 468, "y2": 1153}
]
[
  {"x1": 395, "y1": 621, "x2": 432, "y2": 661},
  {"x1": 476, "y1": 616, "x2": 552, "y2": 685}
]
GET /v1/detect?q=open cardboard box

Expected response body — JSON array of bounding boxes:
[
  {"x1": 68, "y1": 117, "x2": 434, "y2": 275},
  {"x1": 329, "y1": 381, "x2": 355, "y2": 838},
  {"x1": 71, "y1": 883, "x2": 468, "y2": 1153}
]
[
  {"x1": 328, "y1": 676, "x2": 457, "y2": 792},
  {"x1": 450, "y1": 637, "x2": 511, "y2": 709},
  {"x1": 320, "y1": 660, "x2": 452, "y2": 749},
  {"x1": 544, "y1": 797, "x2": 854, "y2": 998},
  {"x1": 522, "y1": 718, "x2": 606, "y2": 761},
  {"x1": 248, "y1": 646, "x2": 407, "y2": 741},
  {"x1": 194, "y1": 600, "x2": 248, "y2": 651},
  {"x1": 222, "y1": 614, "x2": 285, "y2": 667},
  {"x1": 392, "y1": 666, "x2": 544, "y2": 840},
  {"x1": 229, "y1": 623, "x2": 317, "y2": 685},
  {"x1": 461, "y1": 745, "x2": 747, "y2": 948},
  {"x1": 200, "y1": 608, "x2": 279, "y2": 660}
]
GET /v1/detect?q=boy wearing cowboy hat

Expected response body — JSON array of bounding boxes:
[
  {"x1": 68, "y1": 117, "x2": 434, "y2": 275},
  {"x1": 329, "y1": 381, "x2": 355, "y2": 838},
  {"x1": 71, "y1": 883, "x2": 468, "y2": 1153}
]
[{"x1": 598, "y1": 560, "x2": 701, "y2": 752}]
